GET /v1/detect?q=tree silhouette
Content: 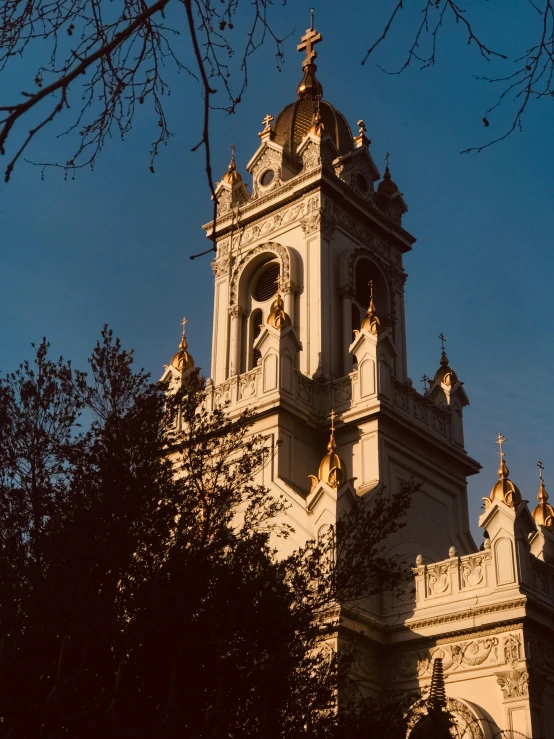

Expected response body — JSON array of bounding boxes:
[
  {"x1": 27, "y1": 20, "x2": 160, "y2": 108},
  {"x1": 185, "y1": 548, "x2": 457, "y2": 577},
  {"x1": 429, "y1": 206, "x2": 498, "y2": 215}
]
[{"x1": 0, "y1": 329, "x2": 417, "y2": 738}]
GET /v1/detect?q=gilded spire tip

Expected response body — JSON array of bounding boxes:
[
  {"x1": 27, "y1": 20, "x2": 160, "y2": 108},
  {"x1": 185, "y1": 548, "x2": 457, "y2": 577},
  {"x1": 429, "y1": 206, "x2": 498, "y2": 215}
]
[{"x1": 296, "y1": 17, "x2": 323, "y2": 100}]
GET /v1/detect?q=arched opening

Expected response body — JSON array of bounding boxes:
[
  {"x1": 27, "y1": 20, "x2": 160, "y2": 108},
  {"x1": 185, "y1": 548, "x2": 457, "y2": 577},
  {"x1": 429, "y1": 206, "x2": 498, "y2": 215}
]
[{"x1": 236, "y1": 253, "x2": 287, "y2": 376}]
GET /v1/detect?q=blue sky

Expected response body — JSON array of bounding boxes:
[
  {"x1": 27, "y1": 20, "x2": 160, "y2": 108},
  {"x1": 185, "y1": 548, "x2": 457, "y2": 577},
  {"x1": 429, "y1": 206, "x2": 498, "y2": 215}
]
[{"x1": 1, "y1": 0, "x2": 553, "y2": 540}]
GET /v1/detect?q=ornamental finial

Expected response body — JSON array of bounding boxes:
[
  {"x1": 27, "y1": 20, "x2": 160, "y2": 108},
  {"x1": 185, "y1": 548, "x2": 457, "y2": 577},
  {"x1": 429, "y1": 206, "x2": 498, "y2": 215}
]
[
  {"x1": 360, "y1": 279, "x2": 381, "y2": 335},
  {"x1": 296, "y1": 14, "x2": 323, "y2": 99}
]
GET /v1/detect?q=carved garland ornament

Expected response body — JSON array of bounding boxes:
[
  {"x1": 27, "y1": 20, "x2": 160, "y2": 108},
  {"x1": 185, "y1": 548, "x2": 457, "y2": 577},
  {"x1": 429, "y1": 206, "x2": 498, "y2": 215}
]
[{"x1": 229, "y1": 242, "x2": 291, "y2": 306}]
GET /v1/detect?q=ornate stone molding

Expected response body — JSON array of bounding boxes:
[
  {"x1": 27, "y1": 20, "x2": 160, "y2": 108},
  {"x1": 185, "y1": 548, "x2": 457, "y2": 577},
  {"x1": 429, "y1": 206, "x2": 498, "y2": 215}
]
[
  {"x1": 300, "y1": 208, "x2": 337, "y2": 238},
  {"x1": 496, "y1": 669, "x2": 529, "y2": 700},
  {"x1": 238, "y1": 202, "x2": 305, "y2": 248},
  {"x1": 406, "y1": 598, "x2": 527, "y2": 631},
  {"x1": 228, "y1": 305, "x2": 246, "y2": 318}
]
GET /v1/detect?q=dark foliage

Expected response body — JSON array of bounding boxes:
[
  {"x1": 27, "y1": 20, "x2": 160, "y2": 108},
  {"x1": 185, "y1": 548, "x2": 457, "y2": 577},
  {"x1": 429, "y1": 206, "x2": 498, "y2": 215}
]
[{"x1": 0, "y1": 329, "x2": 416, "y2": 738}]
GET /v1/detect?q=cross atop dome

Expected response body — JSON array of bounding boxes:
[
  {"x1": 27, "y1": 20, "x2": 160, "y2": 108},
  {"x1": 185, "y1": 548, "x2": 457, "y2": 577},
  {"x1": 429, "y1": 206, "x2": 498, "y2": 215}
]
[
  {"x1": 297, "y1": 10, "x2": 322, "y2": 69},
  {"x1": 296, "y1": 10, "x2": 323, "y2": 100}
]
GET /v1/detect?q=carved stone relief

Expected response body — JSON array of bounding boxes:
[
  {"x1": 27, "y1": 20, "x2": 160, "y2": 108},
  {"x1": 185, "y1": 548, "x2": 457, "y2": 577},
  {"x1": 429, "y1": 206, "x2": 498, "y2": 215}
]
[
  {"x1": 426, "y1": 563, "x2": 450, "y2": 596},
  {"x1": 461, "y1": 554, "x2": 487, "y2": 588},
  {"x1": 496, "y1": 669, "x2": 529, "y2": 700}
]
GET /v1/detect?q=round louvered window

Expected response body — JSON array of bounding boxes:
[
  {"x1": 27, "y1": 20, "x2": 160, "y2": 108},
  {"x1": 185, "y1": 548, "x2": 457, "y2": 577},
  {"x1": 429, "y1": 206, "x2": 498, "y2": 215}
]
[{"x1": 253, "y1": 262, "x2": 280, "y2": 302}]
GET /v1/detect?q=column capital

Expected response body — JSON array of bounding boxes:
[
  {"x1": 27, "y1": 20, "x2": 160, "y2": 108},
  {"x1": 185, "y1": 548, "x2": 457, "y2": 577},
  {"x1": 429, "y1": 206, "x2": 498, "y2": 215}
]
[{"x1": 228, "y1": 305, "x2": 246, "y2": 318}]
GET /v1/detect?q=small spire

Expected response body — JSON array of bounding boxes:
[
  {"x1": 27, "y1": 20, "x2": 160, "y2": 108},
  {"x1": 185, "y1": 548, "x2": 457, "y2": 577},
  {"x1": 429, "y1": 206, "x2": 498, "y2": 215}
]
[
  {"x1": 266, "y1": 275, "x2": 291, "y2": 330},
  {"x1": 532, "y1": 458, "x2": 554, "y2": 528},
  {"x1": 258, "y1": 113, "x2": 274, "y2": 140},
  {"x1": 170, "y1": 316, "x2": 194, "y2": 373},
  {"x1": 354, "y1": 119, "x2": 371, "y2": 148},
  {"x1": 360, "y1": 279, "x2": 381, "y2": 335},
  {"x1": 308, "y1": 102, "x2": 325, "y2": 136},
  {"x1": 180, "y1": 316, "x2": 189, "y2": 351},
  {"x1": 538, "y1": 459, "x2": 548, "y2": 502},
  {"x1": 421, "y1": 373, "x2": 430, "y2": 391},
  {"x1": 296, "y1": 14, "x2": 323, "y2": 100},
  {"x1": 309, "y1": 409, "x2": 348, "y2": 493},
  {"x1": 496, "y1": 433, "x2": 509, "y2": 479},
  {"x1": 484, "y1": 433, "x2": 522, "y2": 510},
  {"x1": 377, "y1": 151, "x2": 400, "y2": 196},
  {"x1": 432, "y1": 333, "x2": 458, "y2": 387},
  {"x1": 222, "y1": 143, "x2": 242, "y2": 185}
]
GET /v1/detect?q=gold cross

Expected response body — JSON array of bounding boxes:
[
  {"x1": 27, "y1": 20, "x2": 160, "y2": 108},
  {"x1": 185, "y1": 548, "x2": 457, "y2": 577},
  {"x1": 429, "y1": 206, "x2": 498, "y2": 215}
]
[
  {"x1": 329, "y1": 409, "x2": 337, "y2": 433},
  {"x1": 261, "y1": 113, "x2": 273, "y2": 130},
  {"x1": 368, "y1": 279, "x2": 374, "y2": 301},
  {"x1": 439, "y1": 332, "x2": 446, "y2": 350},
  {"x1": 538, "y1": 458, "x2": 545, "y2": 483},
  {"x1": 181, "y1": 316, "x2": 188, "y2": 337},
  {"x1": 495, "y1": 433, "x2": 506, "y2": 460},
  {"x1": 297, "y1": 23, "x2": 322, "y2": 67},
  {"x1": 230, "y1": 143, "x2": 236, "y2": 161}
]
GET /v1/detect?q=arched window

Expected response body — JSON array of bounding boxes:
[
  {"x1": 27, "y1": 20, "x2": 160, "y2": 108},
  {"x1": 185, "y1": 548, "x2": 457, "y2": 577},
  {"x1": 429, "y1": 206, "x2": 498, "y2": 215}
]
[{"x1": 238, "y1": 257, "x2": 282, "y2": 373}]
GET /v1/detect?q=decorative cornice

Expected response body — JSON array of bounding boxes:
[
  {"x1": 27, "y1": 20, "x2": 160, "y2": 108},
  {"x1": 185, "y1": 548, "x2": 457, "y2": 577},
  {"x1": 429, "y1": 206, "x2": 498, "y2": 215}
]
[{"x1": 405, "y1": 598, "x2": 528, "y2": 631}]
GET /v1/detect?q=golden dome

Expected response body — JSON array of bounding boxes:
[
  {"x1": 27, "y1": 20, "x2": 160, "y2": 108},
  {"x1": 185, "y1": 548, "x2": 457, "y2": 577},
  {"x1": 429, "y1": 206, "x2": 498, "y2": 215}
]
[
  {"x1": 221, "y1": 146, "x2": 242, "y2": 185},
  {"x1": 360, "y1": 280, "x2": 381, "y2": 335},
  {"x1": 532, "y1": 460, "x2": 554, "y2": 528},
  {"x1": 433, "y1": 349, "x2": 458, "y2": 387},
  {"x1": 266, "y1": 293, "x2": 291, "y2": 330},
  {"x1": 273, "y1": 17, "x2": 353, "y2": 158},
  {"x1": 486, "y1": 436, "x2": 522, "y2": 510},
  {"x1": 273, "y1": 98, "x2": 353, "y2": 158},
  {"x1": 309, "y1": 410, "x2": 348, "y2": 492},
  {"x1": 170, "y1": 318, "x2": 194, "y2": 373},
  {"x1": 317, "y1": 431, "x2": 348, "y2": 490}
]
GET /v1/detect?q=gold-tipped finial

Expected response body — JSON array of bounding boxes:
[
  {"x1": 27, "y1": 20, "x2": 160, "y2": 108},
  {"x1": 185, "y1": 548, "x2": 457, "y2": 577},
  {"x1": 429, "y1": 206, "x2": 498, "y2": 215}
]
[
  {"x1": 170, "y1": 316, "x2": 195, "y2": 373},
  {"x1": 308, "y1": 101, "x2": 325, "y2": 136},
  {"x1": 222, "y1": 143, "x2": 242, "y2": 185},
  {"x1": 310, "y1": 409, "x2": 348, "y2": 492},
  {"x1": 258, "y1": 113, "x2": 274, "y2": 140},
  {"x1": 483, "y1": 434, "x2": 522, "y2": 510},
  {"x1": 360, "y1": 280, "x2": 381, "y2": 335},
  {"x1": 377, "y1": 151, "x2": 400, "y2": 196},
  {"x1": 296, "y1": 10, "x2": 323, "y2": 100},
  {"x1": 432, "y1": 333, "x2": 458, "y2": 387},
  {"x1": 266, "y1": 275, "x2": 291, "y2": 330},
  {"x1": 354, "y1": 119, "x2": 371, "y2": 148},
  {"x1": 532, "y1": 458, "x2": 554, "y2": 528}
]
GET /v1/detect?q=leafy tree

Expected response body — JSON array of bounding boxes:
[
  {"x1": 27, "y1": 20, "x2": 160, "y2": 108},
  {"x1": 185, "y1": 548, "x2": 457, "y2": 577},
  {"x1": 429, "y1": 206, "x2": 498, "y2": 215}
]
[{"x1": 0, "y1": 329, "x2": 415, "y2": 738}]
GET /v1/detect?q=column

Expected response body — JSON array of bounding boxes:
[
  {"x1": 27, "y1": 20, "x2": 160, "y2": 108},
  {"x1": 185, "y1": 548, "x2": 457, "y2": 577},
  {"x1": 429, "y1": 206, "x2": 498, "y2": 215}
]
[{"x1": 228, "y1": 305, "x2": 245, "y2": 377}]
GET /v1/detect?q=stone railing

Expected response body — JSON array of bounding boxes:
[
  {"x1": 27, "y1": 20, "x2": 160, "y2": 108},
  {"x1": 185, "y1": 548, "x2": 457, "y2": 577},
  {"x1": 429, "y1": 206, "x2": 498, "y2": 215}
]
[
  {"x1": 391, "y1": 378, "x2": 451, "y2": 440},
  {"x1": 414, "y1": 549, "x2": 493, "y2": 605}
]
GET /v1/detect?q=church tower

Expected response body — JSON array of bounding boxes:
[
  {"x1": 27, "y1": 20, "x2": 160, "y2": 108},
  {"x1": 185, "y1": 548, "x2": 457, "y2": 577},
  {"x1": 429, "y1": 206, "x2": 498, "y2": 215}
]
[
  {"x1": 182, "y1": 17, "x2": 554, "y2": 738},
  {"x1": 204, "y1": 17, "x2": 479, "y2": 565}
]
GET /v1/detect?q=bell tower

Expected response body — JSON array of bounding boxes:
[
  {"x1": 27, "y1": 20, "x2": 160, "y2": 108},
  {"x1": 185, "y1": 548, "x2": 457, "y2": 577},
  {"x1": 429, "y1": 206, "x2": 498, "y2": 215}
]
[{"x1": 203, "y1": 18, "x2": 480, "y2": 562}]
